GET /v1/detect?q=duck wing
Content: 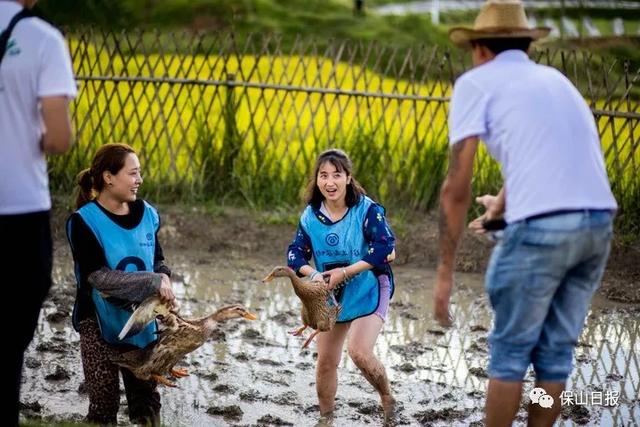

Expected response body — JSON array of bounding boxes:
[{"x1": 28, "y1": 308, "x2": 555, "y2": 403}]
[
  {"x1": 118, "y1": 296, "x2": 173, "y2": 340},
  {"x1": 111, "y1": 346, "x2": 148, "y2": 369}
]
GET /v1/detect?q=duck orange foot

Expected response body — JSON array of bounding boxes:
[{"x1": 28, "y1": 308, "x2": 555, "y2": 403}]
[
  {"x1": 151, "y1": 374, "x2": 177, "y2": 387},
  {"x1": 289, "y1": 325, "x2": 307, "y2": 336},
  {"x1": 302, "y1": 330, "x2": 320, "y2": 349},
  {"x1": 170, "y1": 368, "x2": 189, "y2": 378}
]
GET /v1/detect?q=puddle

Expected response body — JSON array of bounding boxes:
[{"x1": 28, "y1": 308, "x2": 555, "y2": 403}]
[{"x1": 21, "y1": 250, "x2": 639, "y2": 426}]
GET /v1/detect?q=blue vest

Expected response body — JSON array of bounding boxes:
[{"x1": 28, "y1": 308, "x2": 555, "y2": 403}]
[
  {"x1": 300, "y1": 196, "x2": 390, "y2": 322},
  {"x1": 75, "y1": 201, "x2": 159, "y2": 348}
]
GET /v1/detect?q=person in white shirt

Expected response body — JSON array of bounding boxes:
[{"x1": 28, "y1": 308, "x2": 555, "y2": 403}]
[
  {"x1": 433, "y1": 1, "x2": 617, "y2": 426},
  {"x1": 0, "y1": 1, "x2": 76, "y2": 425}
]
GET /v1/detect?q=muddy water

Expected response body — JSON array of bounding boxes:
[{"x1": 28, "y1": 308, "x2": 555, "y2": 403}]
[{"x1": 21, "y1": 250, "x2": 639, "y2": 426}]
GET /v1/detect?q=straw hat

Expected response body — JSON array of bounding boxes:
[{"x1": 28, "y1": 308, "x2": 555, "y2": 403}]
[{"x1": 449, "y1": 0, "x2": 551, "y2": 48}]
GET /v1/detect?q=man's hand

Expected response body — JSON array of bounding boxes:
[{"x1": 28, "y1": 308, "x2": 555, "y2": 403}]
[
  {"x1": 468, "y1": 192, "x2": 505, "y2": 235},
  {"x1": 158, "y1": 273, "x2": 175, "y2": 306},
  {"x1": 434, "y1": 271, "x2": 454, "y2": 327}
]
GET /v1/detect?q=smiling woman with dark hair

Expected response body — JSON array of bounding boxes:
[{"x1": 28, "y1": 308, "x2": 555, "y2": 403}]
[
  {"x1": 287, "y1": 148, "x2": 398, "y2": 424},
  {"x1": 66, "y1": 143, "x2": 175, "y2": 426}
]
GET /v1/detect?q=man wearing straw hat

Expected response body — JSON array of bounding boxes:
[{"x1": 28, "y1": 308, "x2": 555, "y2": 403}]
[{"x1": 434, "y1": 1, "x2": 617, "y2": 426}]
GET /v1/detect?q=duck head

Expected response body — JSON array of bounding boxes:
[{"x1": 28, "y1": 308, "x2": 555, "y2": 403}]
[
  {"x1": 211, "y1": 304, "x2": 258, "y2": 322},
  {"x1": 262, "y1": 266, "x2": 295, "y2": 283}
]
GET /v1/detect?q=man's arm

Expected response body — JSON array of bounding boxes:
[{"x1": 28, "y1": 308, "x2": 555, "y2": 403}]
[
  {"x1": 40, "y1": 96, "x2": 73, "y2": 154},
  {"x1": 434, "y1": 136, "x2": 478, "y2": 326}
]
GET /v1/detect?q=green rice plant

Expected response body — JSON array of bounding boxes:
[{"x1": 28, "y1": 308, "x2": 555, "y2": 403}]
[{"x1": 47, "y1": 33, "x2": 640, "y2": 240}]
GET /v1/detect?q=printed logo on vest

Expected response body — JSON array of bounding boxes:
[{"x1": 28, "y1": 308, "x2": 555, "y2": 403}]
[{"x1": 325, "y1": 233, "x2": 339, "y2": 246}]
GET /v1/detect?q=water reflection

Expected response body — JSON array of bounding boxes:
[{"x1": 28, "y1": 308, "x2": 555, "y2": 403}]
[{"x1": 22, "y1": 253, "x2": 640, "y2": 426}]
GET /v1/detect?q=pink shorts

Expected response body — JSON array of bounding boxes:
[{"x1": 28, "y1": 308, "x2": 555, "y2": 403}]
[{"x1": 374, "y1": 274, "x2": 391, "y2": 321}]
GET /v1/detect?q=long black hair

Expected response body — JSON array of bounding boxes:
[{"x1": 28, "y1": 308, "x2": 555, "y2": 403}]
[{"x1": 304, "y1": 148, "x2": 366, "y2": 208}]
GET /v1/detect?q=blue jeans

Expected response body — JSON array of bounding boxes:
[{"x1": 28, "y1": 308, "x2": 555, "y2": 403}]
[{"x1": 485, "y1": 210, "x2": 613, "y2": 382}]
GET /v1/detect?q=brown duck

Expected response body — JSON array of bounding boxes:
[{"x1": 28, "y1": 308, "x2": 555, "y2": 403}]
[
  {"x1": 112, "y1": 297, "x2": 257, "y2": 387},
  {"x1": 262, "y1": 266, "x2": 341, "y2": 348}
]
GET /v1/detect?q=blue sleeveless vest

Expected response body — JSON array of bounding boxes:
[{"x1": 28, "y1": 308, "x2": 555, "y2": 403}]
[
  {"x1": 300, "y1": 195, "x2": 385, "y2": 322},
  {"x1": 75, "y1": 201, "x2": 159, "y2": 348}
]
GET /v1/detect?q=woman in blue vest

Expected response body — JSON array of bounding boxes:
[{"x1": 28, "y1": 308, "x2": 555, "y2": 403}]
[
  {"x1": 66, "y1": 143, "x2": 174, "y2": 426},
  {"x1": 287, "y1": 149, "x2": 396, "y2": 423}
]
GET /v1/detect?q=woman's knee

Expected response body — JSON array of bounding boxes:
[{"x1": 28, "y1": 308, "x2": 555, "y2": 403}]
[
  {"x1": 316, "y1": 356, "x2": 340, "y2": 374},
  {"x1": 347, "y1": 346, "x2": 372, "y2": 368}
]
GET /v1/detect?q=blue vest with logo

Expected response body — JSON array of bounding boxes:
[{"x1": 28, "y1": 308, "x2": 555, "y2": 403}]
[
  {"x1": 300, "y1": 195, "x2": 386, "y2": 322},
  {"x1": 76, "y1": 201, "x2": 159, "y2": 348}
]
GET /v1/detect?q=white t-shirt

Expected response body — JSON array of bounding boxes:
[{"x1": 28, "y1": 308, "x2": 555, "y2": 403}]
[
  {"x1": 449, "y1": 50, "x2": 617, "y2": 223},
  {"x1": 0, "y1": 2, "x2": 77, "y2": 215}
]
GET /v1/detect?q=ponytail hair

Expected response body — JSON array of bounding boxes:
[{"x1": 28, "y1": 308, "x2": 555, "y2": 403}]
[
  {"x1": 75, "y1": 168, "x2": 95, "y2": 209},
  {"x1": 74, "y1": 143, "x2": 136, "y2": 209}
]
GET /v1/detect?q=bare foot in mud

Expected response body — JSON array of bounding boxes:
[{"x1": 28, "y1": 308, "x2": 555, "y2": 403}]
[
  {"x1": 382, "y1": 396, "x2": 397, "y2": 424},
  {"x1": 314, "y1": 411, "x2": 335, "y2": 427},
  {"x1": 382, "y1": 395, "x2": 397, "y2": 426}
]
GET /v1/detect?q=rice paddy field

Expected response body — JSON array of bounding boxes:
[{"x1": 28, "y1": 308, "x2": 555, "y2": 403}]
[{"x1": 47, "y1": 31, "x2": 639, "y2": 235}]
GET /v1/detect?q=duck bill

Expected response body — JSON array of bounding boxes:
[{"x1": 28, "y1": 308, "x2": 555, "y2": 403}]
[
  {"x1": 243, "y1": 311, "x2": 258, "y2": 320},
  {"x1": 261, "y1": 273, "x2": 275, "y2": 283}
]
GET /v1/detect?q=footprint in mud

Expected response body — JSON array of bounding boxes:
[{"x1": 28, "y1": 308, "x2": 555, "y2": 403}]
[
  {"x1": 468, "y1": 367, "x2": 488, "y2": 378},
  {"x1": 575, "y1": 353, "x2": 592, "y2": 363},
  {"x1": 222, "y1": 322, "x2": 241, "y2": 333},
  {"x1": 606, "y1": 372, "x2": 623, "y2": 381},
  {"x1": 206, "y1": 404, "x2": 243, "y2": 421},
  {"x1": 36, "y1": 340, "x2": 70, "y2": 353},
  {"x1": 272, "y1": 310, "x2": 298, "y2": 326},
  {"x1": 242, "y1": 328, "x2": 262, "y2": 339},
  {"x1": 46, "y1": 310, "x2": 69, "y2": 323},
  {"x1": 347, "y1": 399, "x2": 382, "y2": 416},
  {"x1": 303, "y1": 404, "x2": 320, "y2": 414},
  {"x1": 256, "y1": 414, "x2": 294, "y2": 426},
  {"x1": 393, "y1": 362, "x2": 417, "y2": 373},
  {"x1": 20, "y1": 400, "x2": 42, "y2": 418},
  {"x1": 296, "y1": 362, "x2": 313, "y2": 370},
  {"x1": 239, "y1": 389, "x2": 267, "y2": 402},
  {"x1": 467, "y1": 342, "x2": 488, "y2": 353},
  {"x1": 399, "y1": 311, "x2": 419, "y2": 320},
  {"x1": 413, "y1": 407, "x2": 471, "y2": 423},
  {"x1": 390, "y1": 341, "x2": 432, "y2": 359},
  {"x1": 256, "y1": 371, "x2": 290, "y2": 386},
  {"x1": 561, "y1": 404, "x2": 590, "y2": 425},
  {"x1": 390, "y1": 301, "x2": 417, "y2": 310},
  {"x1": 271, "y1": 390, "x2": 298, "y2": 406},
  {"x1": 25, "y1": 356, "x2": 41, "y2": 369},
  {"x1": 209, "y1": 329, "x2": 226, "y2": 341},
  {"x1": 45, "y1": 365, "x2": 71, "y2": 381},
  {"x1": 467, "y1": 390, "x2": 484, "y2": 398},
  {"x1": 257, "y1": 358, "x2": 284, "y2": 367},
  {"x1": 212, "y1": 383, "x2": 237, "y2": 394},
  {"x1": 197, "y1": 371, "x2": 218, "y2": 382},
  {"x1": 234, "y1": 352, "x2": 250, "y2": 361}
]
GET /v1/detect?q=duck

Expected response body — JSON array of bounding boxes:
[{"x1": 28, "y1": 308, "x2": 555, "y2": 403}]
[
  {"x1": 262, "y1": 266, "x2": 340, "y2": 348},
  {"x1": 112, "y1": 297, "x2": 257, "y2": 387}
]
